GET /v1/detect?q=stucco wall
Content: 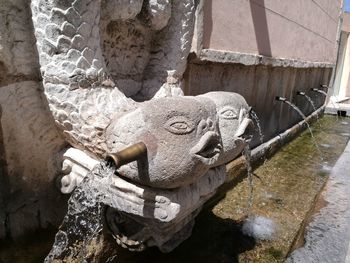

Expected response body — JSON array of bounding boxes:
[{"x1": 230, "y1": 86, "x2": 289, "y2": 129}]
[
  {"x1": 342, "y1": 12, "x2": 350, "y2": 33},
  {"x1": 336, "y1": 12, "x2": 350, "y2": 98},
  {"x1": 202, "y1": 0, "x2": 341, "y2": 63}
]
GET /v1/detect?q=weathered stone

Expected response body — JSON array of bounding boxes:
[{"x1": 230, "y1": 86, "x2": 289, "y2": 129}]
[
  {"x1": 106, "y1": 96, "x2": 221, "y2": 189},
  {"x1": 0, "y1": 0, "x2": 40, "y2": 84},
  {"x1": 199, "y1": 91, "x2": 253, "y2": 166},
  {"x1": 0, "y1": 105, "x2": 7, "y2": 239},
  {"x1": 0, "y1": 81, "x2": 67, "y2": 238}
]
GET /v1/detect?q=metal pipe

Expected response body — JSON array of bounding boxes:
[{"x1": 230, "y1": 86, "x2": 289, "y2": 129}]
[
  {"x1": 275, "y1": 96, "x2": 286, "y2": 102},
  {"x1": 107, "y1": 142, "x2": 147, "y2": 169}
]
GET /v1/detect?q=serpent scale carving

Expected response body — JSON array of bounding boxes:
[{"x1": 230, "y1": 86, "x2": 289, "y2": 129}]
[{"x1": 30, "y1": 0, "x2": 196, "y2": 156}]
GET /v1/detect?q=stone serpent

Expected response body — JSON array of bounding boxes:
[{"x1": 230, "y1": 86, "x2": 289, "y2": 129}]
[{"x1": 30, "y1": 0, "x2": 196, "y2": 157}]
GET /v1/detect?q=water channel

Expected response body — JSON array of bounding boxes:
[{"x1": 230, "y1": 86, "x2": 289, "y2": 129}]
[{"x1": 1, "y1": 115, "x2": 349, "y2": 263}]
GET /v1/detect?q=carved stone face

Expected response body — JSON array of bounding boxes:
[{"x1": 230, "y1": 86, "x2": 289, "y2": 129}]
[
  {"x1": 105, "y1": 96, "x2": 222, "y2": 189},
  {"x1": 199, "y1": 92, "x2": 252, "y2": 166}
]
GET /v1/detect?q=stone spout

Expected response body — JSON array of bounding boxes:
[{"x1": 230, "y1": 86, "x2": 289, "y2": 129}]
[{"x1": 107, "y1": 142, "x2": 147, "y2": 169}]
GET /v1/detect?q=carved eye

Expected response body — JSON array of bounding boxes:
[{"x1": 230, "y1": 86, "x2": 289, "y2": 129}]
[
  {"x1": 219, "y1": 107, "x2": 238, "y2": 120},
  {"x1": 164, "y1": 116, "x2": 195, "y2": 135}
]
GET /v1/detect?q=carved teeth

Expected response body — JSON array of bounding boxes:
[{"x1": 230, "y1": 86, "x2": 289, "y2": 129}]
[{"x1": 191, "y1": 131, "x2": 222, "y2": 165}]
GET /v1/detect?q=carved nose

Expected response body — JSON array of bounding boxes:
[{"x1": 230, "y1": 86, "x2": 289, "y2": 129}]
[{"x1": 198, "y1": 118, "x2": 215, "y2": 135}]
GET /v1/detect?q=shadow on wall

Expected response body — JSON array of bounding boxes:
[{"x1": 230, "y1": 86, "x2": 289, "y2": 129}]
[
  {"x1": 249, "y1": 0, "x2": 272, "y2": 57},
  {"x1": 0, "y1": 105, "x2": 8, "y2": 239},
  {"x1": 203, "y1": 0, "x2": 272, "y2": 57}
]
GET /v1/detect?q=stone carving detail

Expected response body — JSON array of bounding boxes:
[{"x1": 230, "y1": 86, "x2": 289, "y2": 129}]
[
  {"x1": 30, "y1": 0, "x2": 253, "y2": 253},
  {"x1": 105, "y1": 96, "x2": 221, "y2": 189},
  {"x1": 200, "y1": 91, "x2": 252, "y2": 166},
  {"x1": 30, "y1": 0, "x2": 196, "y2": 156}
]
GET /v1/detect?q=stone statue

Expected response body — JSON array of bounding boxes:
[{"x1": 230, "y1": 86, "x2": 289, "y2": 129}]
[
  {"x1": 200, "y1": 91, "x2": 253, "y2": 166},
  {"x1": 105, "y1": 96, "x2": 221, "y2": 189},
  {"x1": 29, "y1": 0, "x2": 254, "y2": 254}
]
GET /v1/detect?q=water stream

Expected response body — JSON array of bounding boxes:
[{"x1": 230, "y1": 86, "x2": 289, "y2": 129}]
[
  {"x1": 2, "y1": 116, "x2": 350, "y2": 262},
  {"x1": 283, "y1": 100, "x2": 324, "y2": 162},
  {"x1": 298, "y1": 93, "x2": 321, "y2": 126},
  {"x1": 311, "y1": 88, "x2": 340, "y2": 119},
  {"x1": 250, "y1": 109, "x2": 264, "y2": 144},
  {"x1": 45, "y1": 163, "x2": 113, "y2": 262},
  {"x1": 243, "y1": 145, "x2": 254, "y2": 215},
  {"x1": 303, "y1": 94, "x2": 317, "y2": 112},
  {"x1": 312, "y1": 89, "x2": 327, "y2": 96}
]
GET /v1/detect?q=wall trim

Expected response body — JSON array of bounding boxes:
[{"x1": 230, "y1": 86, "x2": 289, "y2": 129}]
[{"x1": 193, "y1": 49, "x2": 335, "y2": 68}]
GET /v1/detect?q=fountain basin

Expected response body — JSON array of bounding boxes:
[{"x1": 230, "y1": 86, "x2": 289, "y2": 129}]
[{"x1": 2, "y1": 113, "x2": 349, "y2": 262}]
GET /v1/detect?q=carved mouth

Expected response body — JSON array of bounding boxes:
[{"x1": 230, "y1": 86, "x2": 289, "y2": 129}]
[
  {"x1": 191, "y1": 132, "x2": 222, "y2": 166},
  {"x1": 235, "y1": 117, "x2": 254, "y2": 142}
]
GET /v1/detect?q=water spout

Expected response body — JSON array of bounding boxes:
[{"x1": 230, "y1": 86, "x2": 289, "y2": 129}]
[
  {"x1": 311, "y1": 88, "x2": 327, "y2": 96},
  {"x1": 107, "y1": 142, "x2": 147, "y2": 169},
  {"x1": 275, "y1": 96, "x2": 287, "y2": 102}
]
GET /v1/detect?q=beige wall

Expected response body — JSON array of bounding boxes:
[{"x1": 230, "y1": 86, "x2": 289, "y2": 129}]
[
  {"x1": 203, "y1": 0, "x2": 341, "y2": 63},
  {"x1": 336, "y1": 12, "x2": 350, "y2": 98},
  {"x1": 342, "y1": 11, "x2": 350, "y2": 32},
  {"x1": 339, "y1": 35, "x2": 350, "y2": 97}
]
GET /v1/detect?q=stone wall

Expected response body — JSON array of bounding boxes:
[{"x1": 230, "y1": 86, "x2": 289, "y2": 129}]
[
  {"x1": 0, "y1": 0, "x2": 67, "y2": 239},
  {"x1": 185, "y1": 62, "x2": 332, "y2": 147}
]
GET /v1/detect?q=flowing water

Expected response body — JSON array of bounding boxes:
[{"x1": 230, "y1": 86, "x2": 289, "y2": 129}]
[
  {"x1": 312, "y1": 89, "x2": 327, "y2": 96},
  {"x1": 45, "y1": 163, "x2": 114, "y2": 262},
  {"x1": 298, "y1": 93, "x2": 321, "y2": 125},
  {"x1": 303, "y1": 94, "x2": 317, "y2": 112},
  {"x1": 2, "y1": 116, "x2": 350, "y2": 263},
  {"x1": 250, "y1": 110, "x2": 264, "y2": 145},
  {"x1": 283, "y1": 100, "x2": 324, "y2": 162},
  {"x1": 312, "y1": 89, "x2": 340, "y2": 120},
  {"x1": 243, "y1": 145, "x2": 254, "y2": 215}
]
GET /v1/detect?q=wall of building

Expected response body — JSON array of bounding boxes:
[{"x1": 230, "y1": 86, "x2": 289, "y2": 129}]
[
  {"x1": 202, "y1": 0, "x2": 341, "y2": 63},
  {"x1": 187, "y1": 0, "x2": 340, "y2": 146},
  {"x1": 333, "y1": 12, "x2": 350, "y2": 99}
]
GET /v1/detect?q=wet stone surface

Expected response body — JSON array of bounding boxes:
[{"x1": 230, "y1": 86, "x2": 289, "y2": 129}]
[{"x1": 1, "y1": 115, "x2": 350, "y2": 263}]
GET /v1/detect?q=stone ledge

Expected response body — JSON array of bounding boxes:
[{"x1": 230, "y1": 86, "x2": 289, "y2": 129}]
[{"x1": 193, "y1": 49, "x2": 335, "y2": 68}]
